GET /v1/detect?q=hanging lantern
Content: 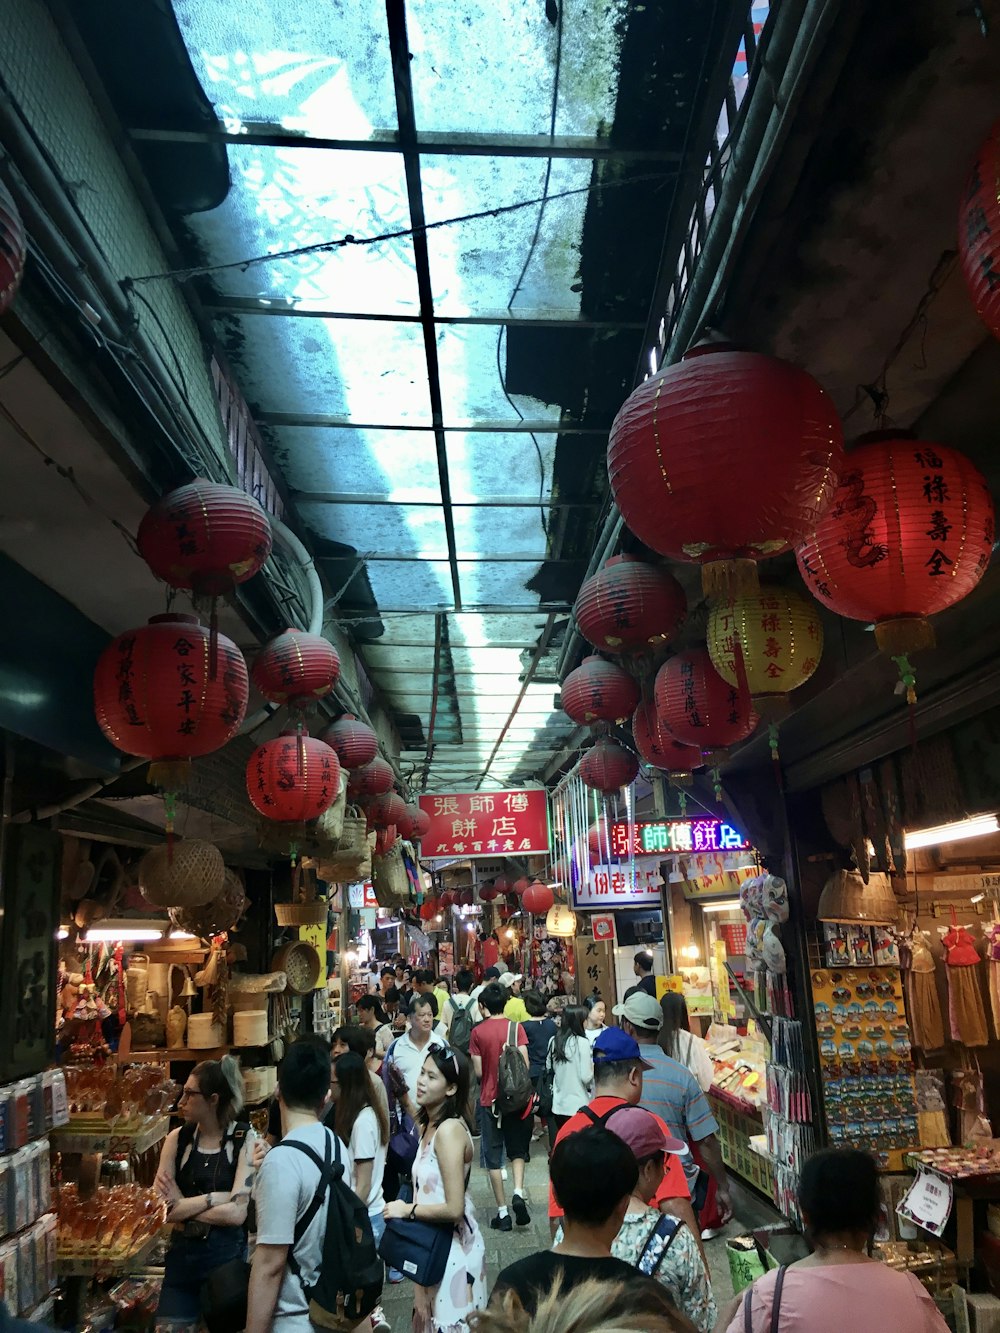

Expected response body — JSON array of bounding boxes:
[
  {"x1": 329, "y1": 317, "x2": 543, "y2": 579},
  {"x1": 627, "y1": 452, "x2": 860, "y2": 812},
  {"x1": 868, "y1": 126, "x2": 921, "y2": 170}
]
[
  {"x1": 608, "y1": 343, "x2": 844, "y2": 596},
  {"x1": 631, "y1": 698, "x2": 702, "y2": 780},
  {"x1": 419, "y1": 897, "x2": 439, "y2": 921},
  {"x1": 588, "y1": 818, "x2": 612, "y2": 861},
  {"x1": 458, "y1": 888, "x2": 474, "y2": 907},
  {"x1": 479, "y1": 882, "x2": 499, "y2": 902},
  {"x1": 138, "y1": 480, "x2": 272, "y2": 596},
  {"x1": 654, "y1": 648, "x2": 757, "y2": 755},
  {"x1": 574, "y1": 556, "x2": 687, "y2": 654},
  {"x1": 396, "y1": 805, "x2": 416, "y2": 839},
  {"x1": 560, "y1": 656, "x2": 641, "y2": 726},
  {"x1": 252, "y1": 630, "x2": 340, "y2": 708},
  {"x1": 320, "y1": 714, "x2": 379, "y2": 771},
  {"x1": 796, "y1": 433, "x2": 995, "y2": 658},
  {"x1": 546, "y1": 903, "x2": 577, "y2": 937},
  {"x1": 94, "y1": 613, "x2": 248, "y2": 788},
  {"x1": 579, "y1": 737, "x2": 639, "y2": 793},
  {"x1": 347, "y1": 756, "x2": 394, "y2": 798},
  {"x1": 493, "y1": 875, "x2": 511, "y2": 895},
  {"x1": 959, "y1": 121, "x2": 1000, "y2": 340},
  {"x1": 375, "y1": 826, "x2": 398, "y2": 855},
  {"x1": 524, "y1": 880, "x2": 555, "y2": 914},
  {"x1": 404, "y1": 804, "x2": 430, "y2": 840},
  {"x1": 439, "y1": 891, "x2": 455, "y2": 909},
  {"x1": 511, "y1": 877, "x2": 530, "y2": 897},
  {"x1": 367, "y1": 791, "x2": 408, "y2": 830},
  {"x1": 707, "y1": 586, "x2": 824, "y2": 718},
  {"x1": 0, "y1": 178, "x2": 27, "y2": 315},
  {"x1": 247, "y1": 730, "x2": 340, "y2": 827}
]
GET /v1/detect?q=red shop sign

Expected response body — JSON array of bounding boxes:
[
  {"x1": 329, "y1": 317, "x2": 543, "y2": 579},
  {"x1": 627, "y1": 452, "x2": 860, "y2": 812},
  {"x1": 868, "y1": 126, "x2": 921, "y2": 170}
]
[{"x1": 417, "y1": 790, "x2": 550, "y2": 859}]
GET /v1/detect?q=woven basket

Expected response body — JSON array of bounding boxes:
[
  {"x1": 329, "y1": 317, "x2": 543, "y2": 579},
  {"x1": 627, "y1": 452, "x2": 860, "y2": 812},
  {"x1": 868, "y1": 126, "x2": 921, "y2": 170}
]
[
  {"x1": 312, "y1": 775, "x2": 347, "y2": 852},
  {"x1": 817, "y1": 869, "x2": 899, "y2": 924},
  {"x1": 229, "y1": 972, "x2": 287, "y2": 994},
  {"x1": 311, "y1": 841, "x2": 372, "y2": 885},
  {"x1": 272, "y1": 941, "x2": 321, "y2": 995},
  {"x1": 140, "y1": 841, "x2": 224, "y2": 908},
  {"x1": 169, "y1": 868, "x2": 248, "y2": 939},
  {"x1": 274, "y1": 865, "x2": 329, "y2": 926},
  {"x1": 335, "y1": 805, "x2": 368, "y2": 854},
  {"x1": 372, "y1": 843, "x2": 409, "y2": 907}
]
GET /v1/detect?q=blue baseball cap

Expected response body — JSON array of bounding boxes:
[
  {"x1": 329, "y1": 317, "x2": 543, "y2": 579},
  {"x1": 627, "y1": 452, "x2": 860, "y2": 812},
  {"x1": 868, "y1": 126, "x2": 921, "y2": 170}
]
[{"x1": 592, "y1": 1025, "x2": 654, "y2": 1070}]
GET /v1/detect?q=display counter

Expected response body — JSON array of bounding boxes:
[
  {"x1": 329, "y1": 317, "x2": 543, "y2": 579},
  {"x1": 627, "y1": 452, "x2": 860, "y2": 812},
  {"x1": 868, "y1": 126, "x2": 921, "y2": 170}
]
[{"x1": 707, "y1": 1027, "x2": 773, "y2": 1195}]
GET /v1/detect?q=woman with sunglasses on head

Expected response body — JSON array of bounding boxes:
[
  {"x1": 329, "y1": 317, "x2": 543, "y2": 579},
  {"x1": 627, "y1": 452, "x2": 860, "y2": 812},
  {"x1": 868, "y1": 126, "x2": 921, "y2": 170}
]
[
  {"x1": 153, "y1": 1056, "x2": 255, "y2": 1332},
  {"x1": 384, "y1": 1045, "x2": 487, "y2": 1333}
]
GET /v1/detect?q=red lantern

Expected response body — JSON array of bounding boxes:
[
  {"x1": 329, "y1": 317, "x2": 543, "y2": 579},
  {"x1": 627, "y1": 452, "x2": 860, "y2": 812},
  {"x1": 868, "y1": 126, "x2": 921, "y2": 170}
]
[
  {"x1": 560, "y1": 656, "x2": 641, "y2": 726},
  {"x1": 419, "y1": 898, "x2": 439, "y2": 921},
  {"x1": 523, "y1": 880, "x2": 554, "y2": 914},
  {"x1": 404, "y1": 804, "x2": 430, "y2": 840},
  {"x1": 654, "y1": 648, "x2": 756, "y2": 753},
  {"x1": 588, "y1": 819, "x2": 612, "y2": 862},
  {"x1": 458, "y1": 888, "x2": 474, "y2": 907},
  {"x1": 94, "y1": 613, "x2": 248, "y2": 786},
  {"x1": 575, "y1": 556, "x2": 687, "y2": 653},
  {"x1": 395, "y1": 805, "x2": 415, "y2": 839},
  {"x1": 960, "y1": 122, "x2": 1000, "y2": 340},
  {"x1": 579, "y1": 738, "x2": 639, "y2": 792},
  {"x1": 479, "y1": 882, "x2": 499, "y2": 902},
  {"x1": 252, "y1": 630, "x2": 340, "y2": 708},
  {"x1": 247, "y1": 730, "x2": 340, "y2": 824},
  {"x1": 348, "y1": 756, "x2": 394, "y2": 798},
  {"x1": 608, "y1": 344, "x2": 844, "y2": 596},
  {"x1": 0, "y1": 179, "x2": 27, "y2": 315},
  {"x1": 439, "y1": 891, "x2": 454, "y2": 909},
  {"x1": 320, "y1": 714, "x2": 378, "y2": 770},
  {"x1": 632, "y1": 698, "x2": 703, "y2": 778},
  {"x1": 367, "y1": 791, "x2": 408, "y2": 830},
  {"x1": 138, "y1": 480, "x2": 272, "y2": 596},
  {"x1": 797, "y1": 433, "x2": 995, "y2": 656},
  {"x1": 493, "y1": 875, "x2": 511, "y2": 895},
  {"x1": 375, "y1": 826, "x2": 398, "y2": 855},
  {"x1": 512, "y1": 877, "x2": 530, "y2": 897}
]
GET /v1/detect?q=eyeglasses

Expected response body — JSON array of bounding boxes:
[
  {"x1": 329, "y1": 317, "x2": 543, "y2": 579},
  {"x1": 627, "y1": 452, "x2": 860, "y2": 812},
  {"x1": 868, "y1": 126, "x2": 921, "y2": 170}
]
[{"x1": 179, "y1": 1088, "x2": 203, "y2": 1101}]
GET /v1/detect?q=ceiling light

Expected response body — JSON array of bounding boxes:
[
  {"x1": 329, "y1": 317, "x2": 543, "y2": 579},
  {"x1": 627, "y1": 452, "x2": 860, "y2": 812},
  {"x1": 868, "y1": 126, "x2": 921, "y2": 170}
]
[
  {"x1": 56, "y1": 928, "x2": 69, "y2": 940},
  {"x1": 700, "y1": 899, "x2": 742, "y2": 913},
  {"x1": 903, "y1": 814, "x2": 999, "y2": 851},
  {"x1": 84, "y1": 923, "x2": 165, "y2": 942},
  {"x1": 169, "y1": 929, "x2": 197, "y2": 940}
]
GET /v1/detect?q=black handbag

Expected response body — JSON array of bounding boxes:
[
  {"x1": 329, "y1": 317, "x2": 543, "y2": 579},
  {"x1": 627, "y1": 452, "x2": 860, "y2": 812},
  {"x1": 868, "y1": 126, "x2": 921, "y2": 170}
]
[
  {"x1": 537, "y1": 1040, "x2": 555, "y2": 1119},
  {"x1": 378, "y1": 1216, "x2": 452, "y2": 1287},
  {"x1": 200, "y1": 1257, "x2": 250, "y2": 1333},
  {"x1": 387, "y1": 1109, "x2": 420, "y2": 1174}
]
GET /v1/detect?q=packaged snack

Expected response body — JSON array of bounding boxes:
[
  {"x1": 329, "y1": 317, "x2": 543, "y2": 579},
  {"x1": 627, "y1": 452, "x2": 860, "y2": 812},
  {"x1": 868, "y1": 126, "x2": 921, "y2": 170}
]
[
  {"x1": 847, "y1": 925, "x2": 874, "y2": 966},
  {"x1": 48, "y1": 1071, "x2": 69, "y2": 1129},
  {"x1": 16, "y1": 1227, "x2": 35, "y2": 1313},
  {"x1": 9, "y1": 1086, "x2": 28, "y2": 1152},
  {"x1": 9, "y1": 1149, "x2": 30, "y2": 1234},
  {"x1": 0, "y1": 1240, "x2": 19, "y2": 1315}
]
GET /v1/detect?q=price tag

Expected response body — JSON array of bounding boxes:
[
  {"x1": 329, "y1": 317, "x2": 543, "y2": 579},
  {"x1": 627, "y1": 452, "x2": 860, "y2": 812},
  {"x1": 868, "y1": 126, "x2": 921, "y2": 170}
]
[{"x1": 897, "y1": 1165, "x2": 954, "y2": 1237}]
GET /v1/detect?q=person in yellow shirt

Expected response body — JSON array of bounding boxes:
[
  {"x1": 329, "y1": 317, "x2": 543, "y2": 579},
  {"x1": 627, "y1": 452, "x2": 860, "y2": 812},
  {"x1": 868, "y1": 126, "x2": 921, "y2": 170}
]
[{"x1": 501, "y1": 973, "x2": 530, "y2": 1023}]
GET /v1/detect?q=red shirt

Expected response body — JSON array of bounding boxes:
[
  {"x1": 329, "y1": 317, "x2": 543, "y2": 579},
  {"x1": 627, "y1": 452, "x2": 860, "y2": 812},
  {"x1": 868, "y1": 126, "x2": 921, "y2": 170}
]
[
  {"x1": 469, "y1": 1017, "x2": 527, "y2": 1108},
  {"x1": 547, "y1": 1094, "x2": 690, "y2": 1218}
]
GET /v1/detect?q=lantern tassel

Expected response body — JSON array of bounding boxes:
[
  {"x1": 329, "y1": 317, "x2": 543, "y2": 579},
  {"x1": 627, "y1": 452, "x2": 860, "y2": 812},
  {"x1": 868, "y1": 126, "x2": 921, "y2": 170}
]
[
  {"x1": 711, "y1": 765, "x2": 723, "y2": 805},
  {"x1": 892, "y1": 654, "x2": 919, "y2": 750},
  {"x1": 148, "y1": 759, "x2": 192, "y2": 791},
  {"x1": 874, "y1": 616, "x2": 935, "y2": 656},
  {"x1": 701, "y1": 558, "x2": 760, "y2": 601},
  {"x1": 296, "y1": 718, "x2": 305, "y2": 776},
  {"x1": 767, "y1": 722, "x2": 784, "y2": 790},
  {"x1": 677, "y1": 787, "x2": 688, "y2": 817},
  {"x1": 162, "y1": 789, "x2": 178, "y2": 865}
]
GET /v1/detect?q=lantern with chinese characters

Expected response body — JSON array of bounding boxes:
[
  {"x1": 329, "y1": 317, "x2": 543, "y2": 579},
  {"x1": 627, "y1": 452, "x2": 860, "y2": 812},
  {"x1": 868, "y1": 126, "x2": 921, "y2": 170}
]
[
  {"x1": 546, "y1": 903, "x2": 577, "y2": 937},
  {"x1": 138, "y1": 481, "x2": 272, "y2": 596},
  {"x1": 608, "y1": 343, "x2": 844, "y2": 596},
  {"x1": 631, "y1": 698, "x2": 702, "y2": 781},
  {"x1": 524, "y1": 880, "x2": 555, "y2": 914},
  {"x1": 707, "y1": 587, "x2": 823, "y2": 717},
  {"x1": 574, "y1": 556, "x2": 687, "y2": 653},
  {"x1": 405, "y1": 804, "x2": 430, "y2": 840},
  {"x1": 252, "y1": 630, "x2": 340, "y2": 708},
  {"x1": 347, "y1": 756, "x2": 394, "y2": 798},
  {"x1": 320, "y1": 714, "x2": 379, "y2": 771},
  {"x1": 959, "y1": 121, "x2": 1000, "y2": 340},
  {"x1": 796, "y1": 434, "x2": 995, "y2": 659},
  {"x1": 0, "y1": 178, "x2": 27, "y2": 315},
  {"x1": 560, "y1": 656, "x2": 641, "y2": 726},
  {"x1": 94, "y1": 613, "x2": 248, "y2": 789},
  {"x1": 247, "y1": 731, "x2": 340, "y2": 832},
  {"x1": 654, "y1": 648, "x2": 757, "y2": 755},
  {"x1": 367, "y1": 791, "x2": 408, "y2": 830},
  {"x1": 580, "y1": 738, "x2": 640, "y2": 792},
  {"x1": 375, "y1": 826, "x2": 397, "y2": 856}
]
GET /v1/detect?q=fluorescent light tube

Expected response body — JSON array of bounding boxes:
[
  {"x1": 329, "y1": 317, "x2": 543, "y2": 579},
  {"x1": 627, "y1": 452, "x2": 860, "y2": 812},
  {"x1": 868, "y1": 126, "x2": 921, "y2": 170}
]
[{"x1": 903, "y1": 815, "x2": 999, "y2": 851}]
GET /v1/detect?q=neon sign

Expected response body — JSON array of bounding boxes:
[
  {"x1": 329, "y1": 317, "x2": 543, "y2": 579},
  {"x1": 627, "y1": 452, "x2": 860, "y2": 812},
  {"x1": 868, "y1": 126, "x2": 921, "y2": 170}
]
[{"x1": 609, "y1": 819, "x2": 751, "y2": 857}]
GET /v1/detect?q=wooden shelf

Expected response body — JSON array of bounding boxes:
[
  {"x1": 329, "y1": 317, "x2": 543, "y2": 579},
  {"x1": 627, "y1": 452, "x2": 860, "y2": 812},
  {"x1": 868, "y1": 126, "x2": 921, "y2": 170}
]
[
  {"x1": 125, "y1": 1047, "x2": 227, "y2": 1063},
  {"x1": 51, "y1": 1116, "x2": 170, "y2": 1155},
  {"x1": 57, "y1": 1230, "x2": 164, "y2": 1278}
]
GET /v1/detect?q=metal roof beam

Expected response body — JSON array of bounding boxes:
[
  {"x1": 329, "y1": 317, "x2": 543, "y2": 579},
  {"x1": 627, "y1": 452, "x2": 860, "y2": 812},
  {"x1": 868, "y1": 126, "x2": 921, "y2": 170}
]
[
  {"x1": 205, "y1": 297, "x2": 643, "y2": 330},
  {"x1": 258, "y1": 413, "x2": 609, "y2": 433},
  {"x1": 294, "y1": 492, "x2": 599, "y2": 508}
]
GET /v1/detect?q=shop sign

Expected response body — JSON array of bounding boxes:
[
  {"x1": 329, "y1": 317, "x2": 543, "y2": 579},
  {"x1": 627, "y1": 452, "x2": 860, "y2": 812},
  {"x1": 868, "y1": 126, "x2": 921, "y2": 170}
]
[
  {"x1": 348, "y1": 881, "x2": 377, "y2": 909},
  {"x1": 897, "y1": 1165, "x2": 953, "y2": 1238},
  {"x1": 418, "y1": 790, "x2": 549, "y2": 858},
  {"x1": 573, "y1": 861, "x2": 662, "y2": 908},
  {"x1": 931, "y1": 872, "x2": 1000, "y2": 895},
  {"x1": 574, "y1": 936, "x2": 615, "y2": 1003},
  {"x1": 610, "y1": 818, "x2": 750, "y2": 857},
  {"x1": 591, "y1": 914, "x2": 616, "y2": 943},
  {"x1": 681, "y1": 862, "x2": 758, "y2": 901}
]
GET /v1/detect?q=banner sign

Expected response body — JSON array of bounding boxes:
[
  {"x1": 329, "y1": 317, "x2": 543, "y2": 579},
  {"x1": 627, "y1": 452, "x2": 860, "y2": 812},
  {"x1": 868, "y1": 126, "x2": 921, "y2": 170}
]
[
  {"x1": 610, "y1": 818, "x2": 750, "y2": 857},
  {"x1": 418, "y1": 790, "x2": 549, "y2": 858},
  {"x1": 591, "y1": 914, "x2": 617, "y2": 943},
  {"x1": 681, "y1": 862, "x2": 758, "y2": 902},
  {"x1": 348, "y1": 881, "x2": 378, "y2": 909},
  {"x1": 574, "y1": 861, "x2": 663, "y2": 909}
]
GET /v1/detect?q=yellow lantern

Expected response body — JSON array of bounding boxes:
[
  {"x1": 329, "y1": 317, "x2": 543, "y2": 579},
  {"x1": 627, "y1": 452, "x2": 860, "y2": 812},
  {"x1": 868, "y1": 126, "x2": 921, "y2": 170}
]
[{"x1": 707, "y1": 586, "x2": 823, "y2": 717}]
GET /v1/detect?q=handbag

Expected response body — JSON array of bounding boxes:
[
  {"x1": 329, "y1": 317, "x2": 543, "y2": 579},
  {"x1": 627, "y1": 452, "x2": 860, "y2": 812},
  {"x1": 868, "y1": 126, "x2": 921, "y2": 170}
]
[
  {"x1": 742, "y1": 1264, "x2": 787, "y2": 1333},
  {"x1": 201, "y1": 1257, "x2": 250, "y2": 1333},
  {"x1": 387, "y1": 1108, "x2": 419, "y2": 1173},
  {"x1": 537, "y1": 1039, "x2": 555, "y2": 1118},
  {"x1": 378, "y1": 1216, "x2": 453, "y2": 1287}
]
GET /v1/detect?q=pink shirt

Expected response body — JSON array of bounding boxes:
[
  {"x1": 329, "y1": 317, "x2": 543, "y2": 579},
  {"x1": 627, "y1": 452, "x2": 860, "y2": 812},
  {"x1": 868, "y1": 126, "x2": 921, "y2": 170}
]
[{"x1": 727, "y1": 1263, "x2": 948, "y2": 1333}]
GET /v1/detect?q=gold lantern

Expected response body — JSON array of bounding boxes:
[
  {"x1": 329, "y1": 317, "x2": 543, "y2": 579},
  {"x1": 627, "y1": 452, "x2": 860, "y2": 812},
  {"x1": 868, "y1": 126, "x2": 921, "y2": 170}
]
[{"x1": 707, "y1": 586, "x2": 823, "y2": 720}]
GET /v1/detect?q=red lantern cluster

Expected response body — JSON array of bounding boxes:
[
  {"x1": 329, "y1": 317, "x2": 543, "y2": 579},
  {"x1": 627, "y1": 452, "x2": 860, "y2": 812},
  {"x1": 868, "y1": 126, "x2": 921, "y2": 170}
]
[
  {"x1": 367, "y1": 791, "x2": 408, "y2": 830},
  {"x1": 654, "y1": 648, "x2": 757, "y2": 753},
  {"x1": 138, "y1": 480, "x2": 272, "y2": 596},
  {"x1": 608, "y1": 344, "x2": 844, "y2": 595},
  {"x1": 959, "y1": 121, "x2": 1000, "y2": 341},
  {"x1": 0, "y1": 179, "x2": 26, "y2": 315},
  {"x1": 348, "y1": 756, "x2": 394, "y2": 798},
  {"x1": 574, "y1": 556, "x2": 687, "y2": 653},
  {"x1": 580, "y1": 738, "x2": 640, "y2": 792},
  {"x1": 252, "y1": 629, "x2": 340, "y2": 708},
  {"x1": 560, "y1": 656, "x2": 640, "y2": 726},
  {"x1": 797, "y1": 433, "x2": 995, "y2": 654},
  {"x1": 321, "y1": 714, "x2": 379, "y2": 771},
  {"x1": 94, "y1": 613, "x2": 248, "y2": 785},
  {"x1": 247, "y1": 730, "x2": 340, "y2": 824},
  {"x1": 631, "y1": 698, "x2": 703, "y2": 777},
  {"x1": 523, "y1": 880, "x2": 555, "y2": 914}
]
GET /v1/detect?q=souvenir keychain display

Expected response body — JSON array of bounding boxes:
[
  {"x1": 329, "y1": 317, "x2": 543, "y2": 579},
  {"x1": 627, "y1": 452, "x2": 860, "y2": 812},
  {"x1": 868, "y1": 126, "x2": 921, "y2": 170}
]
[{"x1": 812, "y1": 966, "x2": 918, "y2": 1167}]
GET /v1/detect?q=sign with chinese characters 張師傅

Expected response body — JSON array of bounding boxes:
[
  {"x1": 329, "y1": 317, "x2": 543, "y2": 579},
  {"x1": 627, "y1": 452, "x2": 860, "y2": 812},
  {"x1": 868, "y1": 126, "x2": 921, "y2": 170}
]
[
  {"x1": 573, "y1": 862, "x2": 663, "y2": 909},
  {"x1": 417, "y1": 790, "x2": 550, "y2": 859},
  {"x1": 610, "y1": 819, "x2": 750, "y2": 858}
]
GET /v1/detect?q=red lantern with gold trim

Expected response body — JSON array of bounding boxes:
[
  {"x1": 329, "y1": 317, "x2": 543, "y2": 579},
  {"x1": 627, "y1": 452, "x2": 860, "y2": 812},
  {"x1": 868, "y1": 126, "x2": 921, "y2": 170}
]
[
  {"x1": 608, "y1": 344, "x2": 844, "y2": 596},
  {"x1": 367, "y1": 791, "x2": 408, "y2": 830},
  {"x1": 0, "y1": 179, "x2": 27, "y2": 315},
  {"x1": 347, "y1": 756, "x2": 394, "y2": 798},
  {"x1": 654, "y1": 648, "x2": 756, "y2": 754},
  {"x1": 252, "y1": 630, "x2": 340, "y2": 708},
  {"x1": 561, "y1": 656, "x2": 641, "y2": 726},
  {"x1": 523, "y1": 880, "x2": 554, "y2": 914},
  {"x1": 579, "y1": 738, "x2": 639, "y2": 793},
  {"x1": 138, "y1": 480, "x2": 272, "y2": 596},
  {"x1": 320, "y1": 714, "x2": 379, "y2": 771},
  {"x1": 247, "y1": 730, "x2": 340, "y2": 826},
  {"x1": 960, "y1": 121, "x2": 1000, "y2": 340},
  {"x1": 797, "y1": 433, "x2": 995, "y2": 658},
  {"x1": 574, "y1": 556, "x2": 687, "y2": 653},
  {"x1": 94, "y1": 613, "x2": 248, "y2": 787},
  {"x1": 632, "y1": 698, "x2": 702, "y2": 780}
]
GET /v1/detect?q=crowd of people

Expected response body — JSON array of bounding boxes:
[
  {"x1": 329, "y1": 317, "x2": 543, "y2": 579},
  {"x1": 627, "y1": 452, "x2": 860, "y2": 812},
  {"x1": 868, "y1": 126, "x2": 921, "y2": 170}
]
[{"x1": 141, "y1": 956, "x2": 949, "y2": 1333}]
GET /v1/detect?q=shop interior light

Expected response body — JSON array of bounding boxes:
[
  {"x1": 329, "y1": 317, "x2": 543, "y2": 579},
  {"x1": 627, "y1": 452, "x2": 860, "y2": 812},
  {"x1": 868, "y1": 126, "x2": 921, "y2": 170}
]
[
  {"x1": 56, "y1": 927, "x2": 69, "y2": 940},
  {"x1": 83, "y1": 923, "x2": 165, "y2": 942},
  {"x1": 700, "y1": 899, "x2": 742, "y2": 913},
  {"x1": 903, "y1": 814, "x2": 999, "y2": 850},
  {"x1": 680, "y1": 943, "x2": 701, "y2": 961},
  {"x1": 169, "y1": 929, "x2": 196, "y2": 940}
]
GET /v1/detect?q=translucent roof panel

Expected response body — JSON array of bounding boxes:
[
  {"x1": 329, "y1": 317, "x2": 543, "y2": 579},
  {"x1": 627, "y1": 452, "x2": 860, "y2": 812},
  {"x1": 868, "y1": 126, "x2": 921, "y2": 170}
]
[
  {"x1": 435, "y1": 325, "x2": 563, "y2": 424},
  {"x1": 271, "y1": 427, "x2": 442, "y2": 502},
  {"x1": 458, "y1": 561, "x2": 548, "y2": 607},
  {"x1": 214, "y1": 315, "x2": 432, "y2": 423},
  {"x1": 451, "y1": 506, "x2": 549, "y2": 561},
  {"x1": 173, "y1": 1, "x2": 397, "y2": 136},
  {"x1": 365, "y1": 560, "x2": 454, "y2": 610},
  {"x1": 406, "y1": 1, "x2": 626, "y2": 138},
  {"x1": 189, "y1": 147, "x2": 418, "y2": 311},
  {"x1": 446, "y1": 435, "x2": 558, "y2": 503},
  {"x1": 299, "y1": 503, "x2": 449, "y2": 559}
]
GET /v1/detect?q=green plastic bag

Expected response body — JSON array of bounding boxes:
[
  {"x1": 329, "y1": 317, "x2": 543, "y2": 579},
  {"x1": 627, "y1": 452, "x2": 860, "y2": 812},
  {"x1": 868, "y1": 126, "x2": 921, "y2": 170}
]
[{"x1": 726, "y1": 1235, "x2": 781, "y2": 1293}]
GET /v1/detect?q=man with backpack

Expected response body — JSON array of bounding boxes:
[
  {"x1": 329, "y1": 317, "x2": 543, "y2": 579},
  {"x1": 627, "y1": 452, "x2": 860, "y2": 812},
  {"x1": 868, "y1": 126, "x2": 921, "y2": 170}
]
[
  {"x1": 441, "y1": 968, "x2": 479, "y2": 1050},
  {"x1": 248, "y1": 1040, "x2": 383, "y2": 1333},
  {"x1": 469, "y1": 981, "x2": 533, "y2": 1231}
]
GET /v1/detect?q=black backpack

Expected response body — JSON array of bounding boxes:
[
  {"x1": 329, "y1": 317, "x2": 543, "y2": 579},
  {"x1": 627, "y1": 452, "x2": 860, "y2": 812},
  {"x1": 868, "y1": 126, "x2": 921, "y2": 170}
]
[
  {"x1": 494, "y1": 1020, "x2": 533, "y2": 1116},
  {"x1": 448, "y1": 997, "x2": 476, "y2": 1054},
  {"x1": 275, "y1": 1130, "x2": 383, "y2": 1331}
]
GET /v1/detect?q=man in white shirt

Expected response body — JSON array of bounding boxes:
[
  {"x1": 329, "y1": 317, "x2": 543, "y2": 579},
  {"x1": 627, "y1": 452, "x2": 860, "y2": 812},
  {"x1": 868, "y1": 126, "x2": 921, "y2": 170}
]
[
  {"x1": 383, "y1": 994, "x2": 445, "y2": 1120},
  {"x1": 247, "y1": 1039, "x2": 354, "y2": 1333}
]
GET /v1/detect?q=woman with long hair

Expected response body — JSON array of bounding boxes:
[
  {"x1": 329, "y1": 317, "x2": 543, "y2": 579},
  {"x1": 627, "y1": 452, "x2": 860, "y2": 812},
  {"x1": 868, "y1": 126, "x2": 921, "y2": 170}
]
[
  {"x1": 357, "y1": 993, "x2": 394, "y2": 1061},
  {"x1": 550, "y1": 1005, "x2": 594, "y2": 1140},
  {"x1": 657, "y1": 994, "x2": 713, "y2": 1092},
  {"x1": 329, "y1": 1051, "x2": 390, "y2": 1245},
  {"x1": 384, "y1": 1046, "x2": 487, "y2": 1332},
  {"x1": 583, "y1": 995, "x2": 607, "y2": 1043},
  {"x1": 153, "y1": 1056, "x2": 254, "y2": 1331}
]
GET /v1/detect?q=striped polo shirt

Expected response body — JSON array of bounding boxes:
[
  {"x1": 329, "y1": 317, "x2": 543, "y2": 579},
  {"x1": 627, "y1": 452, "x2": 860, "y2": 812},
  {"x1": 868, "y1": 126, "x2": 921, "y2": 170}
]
[{"x1": 637, "y1": 1044, "x2": 719, "y2": 1143}]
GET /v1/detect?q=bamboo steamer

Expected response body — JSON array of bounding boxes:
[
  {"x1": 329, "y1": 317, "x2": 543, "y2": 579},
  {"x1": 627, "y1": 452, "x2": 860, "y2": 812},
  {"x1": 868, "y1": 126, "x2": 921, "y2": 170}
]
[
  {"x1": 233, "y1": 1010, "x2": 269, "y2": 1047},
  {"x1": 188, "y1": 1013, "x2": 225, "y2": 1048},
  {"x1": 140, "y1": 841, "x2": 224, "y2": 908},
  {"x1": 271, "y1": 941, "x2": 321, "y2": 995}
]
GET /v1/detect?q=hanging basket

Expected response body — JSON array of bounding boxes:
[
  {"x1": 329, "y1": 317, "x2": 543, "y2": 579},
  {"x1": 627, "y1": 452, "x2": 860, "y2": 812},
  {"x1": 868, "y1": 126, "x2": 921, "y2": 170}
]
[
  {"x1": 335, "y1": 805, "x2": 368, "y2": 854},
  {"x1": 274, "y1": 866, "x2": 329, "y2": 927},
  {"x1": 311, "y1": 775, "x2": 347, "y2": 852},
  {"x1": 817, "y1": 869, "x2": 899, "y2": 924},
  {"x1": 169, "y1": 868, "x2": 248, "y2": 938},
  {"x1": 271, "y1": 940, "x2": 321, "y2": 995},
  {"x1": 140, "y1": 840, "x2": 224, "y2": 908},
  {"x1": 372, "y1": 843, "x2": 409, "y2": 907}
]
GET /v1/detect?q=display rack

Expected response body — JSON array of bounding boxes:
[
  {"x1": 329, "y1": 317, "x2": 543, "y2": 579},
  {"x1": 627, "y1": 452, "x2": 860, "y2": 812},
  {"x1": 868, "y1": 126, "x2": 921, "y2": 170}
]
[
  {"x1": 50, "y1": 1117, "x2": 169, "y2": 1156},
  {"x1": 56, "y1": 1231, "x2": 163, "y2": 1279}
]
